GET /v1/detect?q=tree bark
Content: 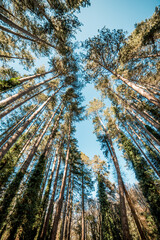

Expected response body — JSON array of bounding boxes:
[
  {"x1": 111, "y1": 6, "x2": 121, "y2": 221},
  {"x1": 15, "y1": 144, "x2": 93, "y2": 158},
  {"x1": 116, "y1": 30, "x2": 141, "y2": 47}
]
[
  {"x1": 20, "y1": 103, "x2": 61, "y2": 173},
  {"x1": 50, "y1": 117, "x2": 71, "y2": 240},
  {"x1": 82, "y1": 166, "x2": 85, "y2": 240},
  {"x1": 97, "y1": 114, "x2": 131, "y2": 240},
  {"x1": 40, "y1": 147, "x2": 63, "y2": 240},
  {"x1": 0, "y1": 95, "x2": 52, "y2": 160},
  {"x1": 122, "y1": 182, "x2": 148, "y2": 240},
  {"x1": 59, "y1": 172, "x2": 71, "y2": 240},
  {"x1": 0, "y1": 13, "x2": 55, "y2": 48},
  {"x1": 122, "y1": 122, "x2": 160, "y2": 178},
  {"x1": 0, "y1": 105, "x2": 37, "y2": 147},
  {"x1": 0, "y1": 86, "x2": 50, "y2": 119},
  {"x1": 127, "y1": 109, "x2": 160, "y2": 146},
  {"x1": 0, "y1": 74, "x2": 60, "y2": 108},
  {"x1": 95, "y1": 60, "x2": 160, "y2": 107}
]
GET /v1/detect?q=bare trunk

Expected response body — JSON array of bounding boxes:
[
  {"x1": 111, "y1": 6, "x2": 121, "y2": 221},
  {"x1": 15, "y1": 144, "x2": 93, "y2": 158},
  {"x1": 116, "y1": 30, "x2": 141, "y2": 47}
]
[
  {"x1": 0, "y1": 105, "x2": 37, "y2": 147},
  {"x1": 127, "y1": 109, "x2": 160, "y2": 146},
  {"x1": 0, "y1": 54, "x2": 32, "y2": 60},
  {"x1": 132, "y1": 121, "x2": 160, "y2": 155},
  {"x1": 0, "y1": 74, "x2": 60, "y2": 108},
  {"x1": 82, "y1": 169, "x2": 85, "y2": 240},
  {"x1": 0, "y1": 13, "x2": 55, "y2": 48},
  {"x1": 59, "y1": 172, "x2": 71, "y2": 240},
  {"x1": 123, "y1": 122, "x2": 160, "y2": 178},
  {"x1": 40, "y1": 147, "x2": 63, "y2": 239},
  {"x1": 131, "y1": 104, "x2": 160, "y2": 130},
  {"x1": 0, "y1": 95, "x2": 52, "y2": 160},
  {"x1": 67, "y1": 179, "x2": 73, "y2": 240},
  {"x1": 122, "y1": 182, "x2": 147, "y2": 240},
  {"x1": 50, "y1": 118, "x2": 71, "y2": 240},
  {"x1": 97, "y1": 115, "x2": 131, "y2": 240},
  {"x1": 0, "y1": 25, "x2": 42, "y2": 43},
  {"x1": 96, "y1": 60, "x2": 160, "y2": 107},
  {"x1": 0, "y1": 86, "x2": 50, "y2": 119},
  {"x1": 20, "y1": 104, "x2": 61, "y2": 173},
  {"x1": 18, "y1": 70, "x2": 54, "y2": 83}
]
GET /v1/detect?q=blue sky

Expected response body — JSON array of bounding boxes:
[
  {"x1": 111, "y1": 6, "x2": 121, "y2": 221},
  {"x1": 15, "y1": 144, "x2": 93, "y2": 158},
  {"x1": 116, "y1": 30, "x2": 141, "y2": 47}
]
[{"x1": 75, "y1": 0, "x2": 159, "y2": 183}]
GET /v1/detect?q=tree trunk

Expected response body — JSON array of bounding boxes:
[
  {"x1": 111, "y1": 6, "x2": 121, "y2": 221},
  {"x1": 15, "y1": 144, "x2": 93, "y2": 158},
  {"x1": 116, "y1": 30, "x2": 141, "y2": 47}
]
[
  {"x1": 132, "y1": 121, "x2": 160, "y2": 155},
  {"x1": 0, "y1": 95, "x2": 52, "y2": 160},
  {"x1": 127, "y1": 109, "x2": 160, "y2": 146},
  {"x1": 0, "y1": 54, "x2": 32, "y2": 60},
  {"x1": 20, "y1": 103, "x2": 61, "y2": 173},
  {"x1": 97, "y1": 115, "x2": 131, "y2": 240},
  {"x1": 0, "y1": 86, "x2": 50, "y2": 119},
  {"x1": 0, "y1": 13, "x2": 55, "y2": 48},
  {"x1": 0, "y1": 105, "x2": 37, "y2": 148},
  {"x1": 96, "y1": 60, "x2": 160, "y2": 107},
  {"x1": 40, "y1": 147, "x2": 63, "y2": 240},
  {"x1": 0, "y1": 74, "x2": 60, "y2": 108},
  {"x1": 64, "y1": 172, "x2": 72, "y2": 240},
  {"x1": 122, "y1": 122, "x2": 160, "y2": 178},
  {"x1": 18, "y1": 70, "x2": 54, "y2": 83},
  {"x1": 67, "y1": 179, "x2": 73, "y2": 240},
  {"x1": 82, "y1": 168, "x2": 85, "y2": 240},
  {"x1": 59, "y1": 172, "x2": 71, "y2": 240},
  {"x1": 50, "y1": 117, "x2": 71, "y2": 240},
  {"x1": 122, "y1": 182, "x2": 148, "y2": 240}
]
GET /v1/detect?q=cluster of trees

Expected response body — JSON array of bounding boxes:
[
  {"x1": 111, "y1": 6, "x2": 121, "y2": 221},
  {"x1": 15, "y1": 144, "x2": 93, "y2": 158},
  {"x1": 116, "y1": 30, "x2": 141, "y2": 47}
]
[{"x1": 0, "y1": 1, "x2": 160, "y2": 239}]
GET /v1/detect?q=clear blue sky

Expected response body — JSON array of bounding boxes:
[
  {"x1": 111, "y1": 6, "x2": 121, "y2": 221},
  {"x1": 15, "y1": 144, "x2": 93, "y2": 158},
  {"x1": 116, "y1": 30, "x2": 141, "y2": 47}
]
[{"x1": 75, "y1": 0, "x2": 159, "y2": 184}]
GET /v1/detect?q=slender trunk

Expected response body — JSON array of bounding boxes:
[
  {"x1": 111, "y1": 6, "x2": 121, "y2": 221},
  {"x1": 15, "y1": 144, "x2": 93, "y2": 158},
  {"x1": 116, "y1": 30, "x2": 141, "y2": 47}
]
[
  {"x1": 122, "y1": 182, "x2": 148, "y2": 240},
  {"x1": 40, "y1": 148, "x2": 63, "y2": 240},
  {"x1": 64, "y1": 171, "x2": 72, "y2": 240},
  {"x1": 122, "y1": 122, "x2": 160, "y2": 178},
  {"x1": 50, "y1": 118, "x2": 71, "y2": 240},
  {"x1": 0, "y1": 105, "x2": 37, "y2": 147},
  {"x1": 82, "y1": 169, "x2": 85, "y2": 240},
  {"x1": 132, "y1": 121, "x2": 160, "y2": 155},
  {"x1": 0, "y1": 25, "x2": 42, "y2": 43},
  {"x1": 0, "y1": 74, "x2": 60, "y2": 108},
  {"x1": 20, "y1": 104, "x2": 61, "y2": 173},
  {"x1": 0, "y1": 54, "x2": 32, "y2": 60},
  {"x1": 0, "y1": 13, "x2": 55, "y2": 48},
  {"x1": 59, "y1": 173, "x2": 71, "y2": 240},
  {"x1": 97, "y1": 115, "x2": 131, "y2": 240},
  {"x1": 127, "y1": 109, "x2": 160, "y2": 146},
  {"x1": 18, "y1": 70, "x2": 54, "y2": 83},
  {"x1": 0, "y1": 86, "x2": 50, "y2": 119},
  {"x1": 96, "y1": 60, "x2": 160, "y2": 107},
  {"x1": 67, "y1": 179, "x2": 73, "y2": 240},
  {"x1": 0, "y1": 5, "x2": 19, "y2": 20},
  {"x1": 0, "y1": 95, "x2": 52, "y2": 160},
  {"x1": 131, "y1": 104, "x2": 160, "y2": 130}
]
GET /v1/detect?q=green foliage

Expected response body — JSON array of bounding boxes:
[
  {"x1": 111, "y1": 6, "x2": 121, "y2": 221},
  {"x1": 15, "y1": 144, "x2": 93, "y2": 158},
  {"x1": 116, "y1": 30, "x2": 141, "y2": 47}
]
[
  {"x1": 118, "y1": 132, "x2": 160, "y2": 232},
  {"x1": 0, "y1": 78, "x2": 21, "y2": 92}
]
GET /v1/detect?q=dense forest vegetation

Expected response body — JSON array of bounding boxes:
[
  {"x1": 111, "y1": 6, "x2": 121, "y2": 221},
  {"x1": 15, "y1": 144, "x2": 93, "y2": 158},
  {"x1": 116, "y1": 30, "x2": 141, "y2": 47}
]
[{"x1": 0, "y1": 1, "x2": 160, "y2": 239}]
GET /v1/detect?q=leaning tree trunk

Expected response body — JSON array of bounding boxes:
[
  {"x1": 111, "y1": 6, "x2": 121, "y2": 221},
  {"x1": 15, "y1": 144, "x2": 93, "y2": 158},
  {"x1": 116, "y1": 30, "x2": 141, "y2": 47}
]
[
  {"x1": 0, "y1": 94, "x2": 53, "y2": 160},
  {"x1": 0, "y1": 105, "x2": 37, "y2": 148},
  {"x1": 122, "y1": 182, "x2": 148, "y2": 240},
  {"x1": 0, "y1": 13, "x2": 55, "y2": 48},
  {"x1": 67, "y1": 178, "x2": 74, "y2": 240},
  {"x1": 96, "y1": 60, "x2": 160, "y2": 107},
  {"x1": 50, "y1": 117, "x2": 71, "y2": 240},
  {"x1": 131, "y1": 121, "x2": 160, "y2": 154},
  {"x1": 59, "y1": 171, "x2": 71, "y2": 240},
  {"x1": 40, "y1": 146, "x2": 63, "y2": 240},
  {"x1": 0, "y1": 86, "x2": 50, "y2": 119},
  {"x1": 82, "y1": 167, "x2": 85, "y2": 240},
  {"x1": 122, "y1": 122, "x2": 160, "y2": 178},
  {"x1": 97, "y1": 115, "x2": 131, "y2": 240},
  {"x1": 0, "y1": 74, "x2": 60, "y2": 108},
  {"x1": 127, "y1": 109, "x2": 160, "y2": 146}
]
